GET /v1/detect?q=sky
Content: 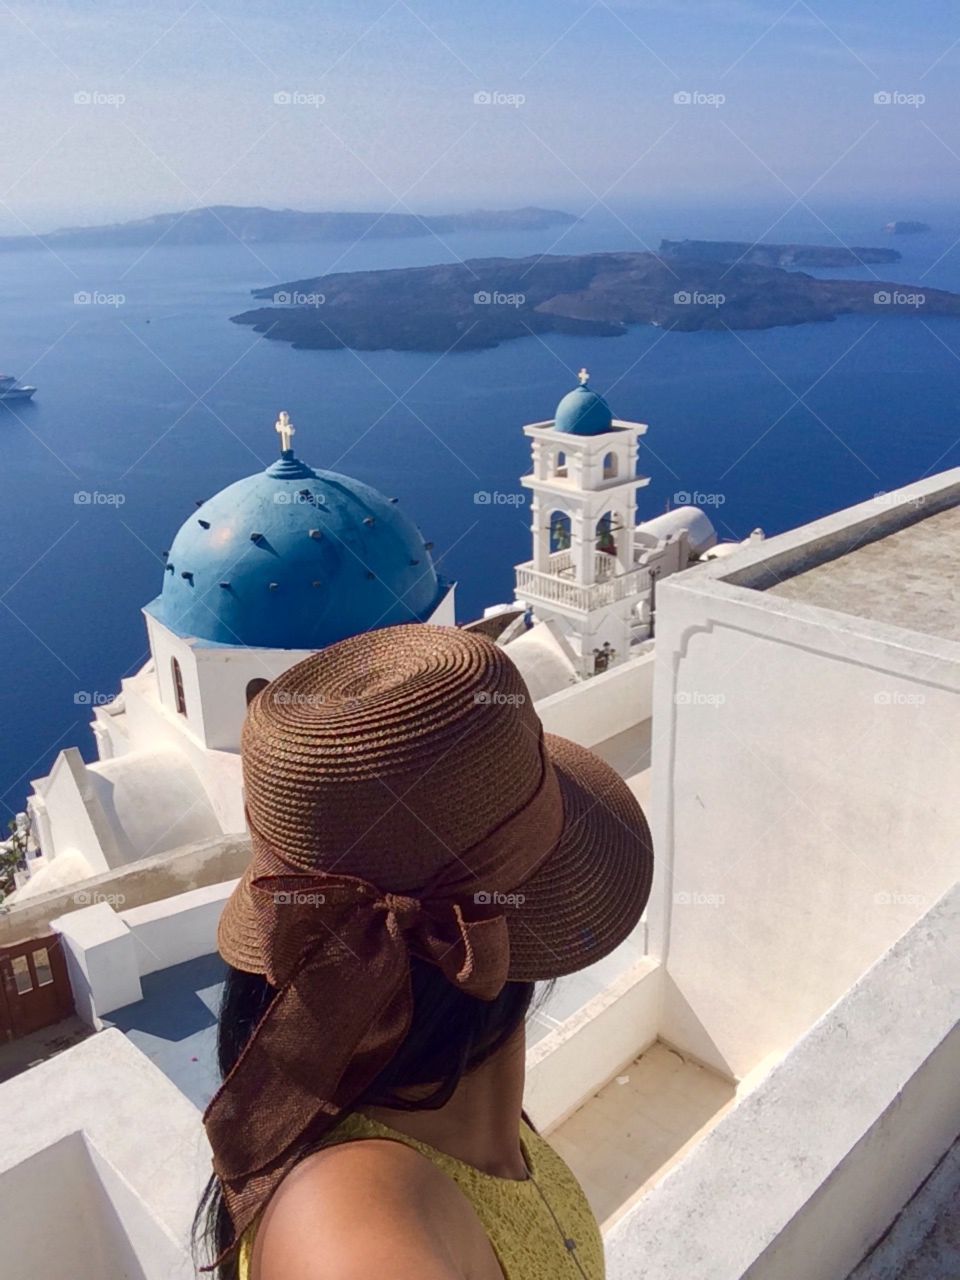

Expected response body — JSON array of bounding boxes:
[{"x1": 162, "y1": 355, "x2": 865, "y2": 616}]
[{"x1": 1, "y1": 0, "x2": 959, "y2": 232}]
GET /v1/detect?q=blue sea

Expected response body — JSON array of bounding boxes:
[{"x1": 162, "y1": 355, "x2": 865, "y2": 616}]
[{"x1": 2, "y1": 203, "x2": 959, "y2": 820}]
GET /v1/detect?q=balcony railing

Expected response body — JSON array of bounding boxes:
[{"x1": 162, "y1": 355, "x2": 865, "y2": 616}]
[{"x1": 515, "y1": 554, "x2": 650, "y2": 613}]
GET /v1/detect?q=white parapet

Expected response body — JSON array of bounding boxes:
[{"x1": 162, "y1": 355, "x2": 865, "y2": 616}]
[
  {"x1": 51, "y1": 901, "x2": 143, "y2": 1027},
  {"x1": 0, "y1": 1029, "x2": 208, "y2": 1280},
  {"x1": 647, "y1": 469, "x2": 960, "y2": 1080},
  {"x1": 51, "y1": 880, "x2": 237, "y2": 1026},
  {"x1": 605, "y1": 882, "x2": 960, "y2": 1280}
]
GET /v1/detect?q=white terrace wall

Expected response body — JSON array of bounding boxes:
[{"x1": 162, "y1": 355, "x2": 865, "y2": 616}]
[
  {"x1": 52, "y1": 881, "x2": 235, "y2": 1025},
  {"x1": 0, "y1": 833, "x2": 251, "y2": 947},
  {"x1": 32, "y1": 748, "x2": 116, "y2": 876},
  {"x1": 122, "y1": 879, "x2": 236, "y2": 976},
  {"x1": 605, "y1": 881, "x2": 960, "y2": 1280},
  {"x1": 536, "y1": 647, "x2": 655, "y2": 747},
  {"x1": 647, "y1": 472, "x2": 960, "y2": 1080},
  {"x1": 0, "y1": 1030, "x2": 207, "y2": 1280}
]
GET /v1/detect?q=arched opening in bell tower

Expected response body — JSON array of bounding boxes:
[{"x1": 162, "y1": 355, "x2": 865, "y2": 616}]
[
  {"x1": 548, "y1": 510, "x2": 572, "y2": 554},
  {"x1": 596, "y1": 512, "x2": 617, "y2": 556}
]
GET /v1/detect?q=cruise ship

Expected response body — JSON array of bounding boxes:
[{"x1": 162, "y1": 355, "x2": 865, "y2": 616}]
[{"x1": 0, "y1": 373, "x2": 36, "y2": 402}]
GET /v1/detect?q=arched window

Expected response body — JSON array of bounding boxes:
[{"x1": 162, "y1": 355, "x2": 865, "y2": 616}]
[
  {"x1": 246, "y1": 677, "x2": 269, "y2": 706},
  {"x1": 171, "y1": 657, "x2": 187, "y2": 717},
  {"x1": 555, "y1": 450, "x2": 567, "y2": 478},
  {"x1": 549, "y1": 510, "x2": 572, "y2": 554},
  {"x1": 603, "y1": 452, "x2": 618, "y2": 479},
  {"x1": 596, "y1": 512, "x2": 617, "y2": 555}
]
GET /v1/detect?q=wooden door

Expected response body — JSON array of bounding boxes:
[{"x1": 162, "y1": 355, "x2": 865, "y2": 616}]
[{"x1": 0, "y1": 936, "x2": 74, "y2": 1040}]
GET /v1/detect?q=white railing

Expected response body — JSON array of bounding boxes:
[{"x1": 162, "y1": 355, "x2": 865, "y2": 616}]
[{"x1": 516, "y1": 558, "x2": 651, "y2": 613}]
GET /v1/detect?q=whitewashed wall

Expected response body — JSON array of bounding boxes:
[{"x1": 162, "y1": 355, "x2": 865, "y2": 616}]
[
  {"x1": 606, "y1": 881, "x2": 960, "y2": 1280},
  {"x1": 536, "y1": 648, "x2": 655, "y2": 747},
  {"x1": 122, "y1": 880, "x2": 236, "y2": 976},
  {"x1": 0, "y1": 1031, "x2": 207, "y2": 1280},
  {"x1": 647, "y1": 474, "x2": 960, "y2": 1079},
  {"x1": 32, "y1": 749, "x2": 113, "y2": 875}
]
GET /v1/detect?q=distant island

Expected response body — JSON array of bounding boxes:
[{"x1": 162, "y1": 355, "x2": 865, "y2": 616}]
[
  {"x1": 0, "y1": 205, "x2": 577, "y2": 252},
  {"x1": 660, "y1": 239, "x2": 900, "y2": 268},
  {"x1": 231, "y1": 242, "x2": 960, "y2": 353},
  {"x1": 884, "y1": 220, "x2": 931, "y2": 236}
]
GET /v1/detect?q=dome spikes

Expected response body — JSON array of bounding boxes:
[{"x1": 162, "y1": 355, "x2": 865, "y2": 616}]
[{"x1": 150, "y1": 453, "x2": 444, "y2": 649}]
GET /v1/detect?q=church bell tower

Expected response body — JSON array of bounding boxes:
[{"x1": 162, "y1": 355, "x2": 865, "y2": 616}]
[{"x1": 514, "y1": 371, "x2": 650, "y2": 676}]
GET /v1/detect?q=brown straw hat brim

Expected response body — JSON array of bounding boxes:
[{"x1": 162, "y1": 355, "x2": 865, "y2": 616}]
[
  {"x1": 503, "y1": 732, "x2": 652, "y2": 980},
  {"x1": 219, "y1": 729, "x2": 652, "y2": 984}
]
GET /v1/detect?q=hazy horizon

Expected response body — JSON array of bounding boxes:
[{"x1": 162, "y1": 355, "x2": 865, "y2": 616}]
[{"x1": 3, "y1": 1, "x2": 959, "y2": 236}]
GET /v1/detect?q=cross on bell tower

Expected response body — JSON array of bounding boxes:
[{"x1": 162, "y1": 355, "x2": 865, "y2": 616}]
[{"x1": 514, "y1": 371, "x2": 651, "y2": 676}]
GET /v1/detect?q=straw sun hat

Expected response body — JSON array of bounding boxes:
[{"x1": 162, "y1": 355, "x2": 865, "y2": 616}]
[{"x1": 204, "y1": 623, "x2": 653, "y2": 1255}]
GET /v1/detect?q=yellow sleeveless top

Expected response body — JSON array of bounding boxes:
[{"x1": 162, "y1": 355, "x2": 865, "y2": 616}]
[{"x1": 238, "y1": 1111, "x2": 604, "y2": 1279}]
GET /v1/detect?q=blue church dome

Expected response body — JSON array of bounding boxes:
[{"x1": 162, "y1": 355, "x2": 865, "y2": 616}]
[
  {"x1": 554, "y1": 371, "x2": 614, "y2": 436},
  {"x1": 146, "y1": 421, "x2": 445, "y2": 650}
]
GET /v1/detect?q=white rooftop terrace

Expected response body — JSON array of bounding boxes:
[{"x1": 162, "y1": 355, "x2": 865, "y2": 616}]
[{"x1": 765, "y1": 498, "x2": 960, "y2": 641}]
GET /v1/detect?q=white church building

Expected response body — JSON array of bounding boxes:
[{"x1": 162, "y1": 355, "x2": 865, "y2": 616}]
[
  {"x1": 13, "y1": 381, "x2": 734, "y2": 899},
  {"x1": 15, "y1": 411, "x2": 456, "y2": 898}
]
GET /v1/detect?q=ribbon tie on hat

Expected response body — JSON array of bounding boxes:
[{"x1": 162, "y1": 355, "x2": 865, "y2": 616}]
[
  {"x1": 203, "y1": 866, "x2": 512, "y2": 1262},
  {"x1": 202, "y1": 746, "x2": 565, "y2": 1265}
]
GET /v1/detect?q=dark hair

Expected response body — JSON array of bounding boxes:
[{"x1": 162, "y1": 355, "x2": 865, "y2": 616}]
[{"x1": 194, "y1": 957, "x2": 538, "y2": 1278}]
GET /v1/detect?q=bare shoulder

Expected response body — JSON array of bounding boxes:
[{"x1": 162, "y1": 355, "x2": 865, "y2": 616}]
[{"x1": 252, "y1": 1138, "x2": 485, "y2": 1280}]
